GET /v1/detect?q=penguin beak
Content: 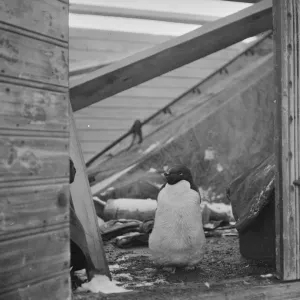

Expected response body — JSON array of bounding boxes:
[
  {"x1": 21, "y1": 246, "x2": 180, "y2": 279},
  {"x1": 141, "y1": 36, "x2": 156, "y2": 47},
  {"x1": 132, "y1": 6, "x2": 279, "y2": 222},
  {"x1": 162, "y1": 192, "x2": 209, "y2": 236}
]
[{"x1": 164, "y1": 172, "x2": 169, "y2": 178}]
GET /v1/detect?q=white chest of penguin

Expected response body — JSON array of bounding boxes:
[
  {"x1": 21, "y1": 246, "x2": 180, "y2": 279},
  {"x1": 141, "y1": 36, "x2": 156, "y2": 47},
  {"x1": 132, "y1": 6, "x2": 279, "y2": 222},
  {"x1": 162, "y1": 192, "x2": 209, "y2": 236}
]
[{"x1": 149, "y1": 180, "x2": 206, "y2": 267}]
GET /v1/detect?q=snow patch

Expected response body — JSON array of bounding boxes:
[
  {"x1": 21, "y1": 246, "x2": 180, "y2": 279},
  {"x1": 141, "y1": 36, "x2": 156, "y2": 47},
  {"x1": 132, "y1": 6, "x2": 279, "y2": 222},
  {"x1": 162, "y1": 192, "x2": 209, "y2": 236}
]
[
  {"x1": 199, "y1": 187, "x2": 225, "y2": 202},
  {"x1": 204, "y1": 148, "x2": 215, "y2": 160},
  {"x1": 216, "y1": 163, "x2": 224, "y2": 172},
  {"x1": 148, "y1": 168, "x2": 157, "y2": 173},
  {"x1": 143, "y1": 142, "x2": 160, "y2": 154},
  {"x1": 109, "y1": 264, "x2": 121, "y2": 271},
  {"x1": 79, "y1": 274, "x2": 131, "y2": 294},
  {"x1": 204, "y1": 201, "x2": 234, "y2": 220},
  {"x1": 133, "y1": 282, "x2": 154, "y2": 287}
]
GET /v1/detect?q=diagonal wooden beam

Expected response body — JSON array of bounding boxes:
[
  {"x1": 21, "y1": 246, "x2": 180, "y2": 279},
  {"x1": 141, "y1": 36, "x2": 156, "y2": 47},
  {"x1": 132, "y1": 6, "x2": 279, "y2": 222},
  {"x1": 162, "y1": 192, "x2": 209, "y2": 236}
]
[
  {"x1": 69, "y1": 4, "x2": 218, "y2": 25},
  {"x1": 69, "y1": 0, "x2": 272, "y2": 112}
]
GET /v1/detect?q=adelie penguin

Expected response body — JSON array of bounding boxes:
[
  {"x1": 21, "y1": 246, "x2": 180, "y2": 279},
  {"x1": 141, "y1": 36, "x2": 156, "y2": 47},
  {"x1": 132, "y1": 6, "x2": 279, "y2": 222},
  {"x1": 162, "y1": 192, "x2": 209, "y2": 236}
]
[{"x1": 149, "y1": 165, "x2": 206, "y2": 271}]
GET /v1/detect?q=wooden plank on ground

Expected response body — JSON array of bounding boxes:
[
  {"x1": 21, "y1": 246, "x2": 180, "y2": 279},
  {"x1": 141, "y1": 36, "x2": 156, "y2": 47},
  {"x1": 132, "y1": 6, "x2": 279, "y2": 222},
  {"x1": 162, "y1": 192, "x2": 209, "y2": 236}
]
[
  {"x1": 70, "y1": 0, "x2": 272, "y2": 112},
  {"x1": 273, "y1": 0, "x2": 300, "y2": 281},
  {"x1": 69, "y1": 104, "x2": 110, "y2": 278}
]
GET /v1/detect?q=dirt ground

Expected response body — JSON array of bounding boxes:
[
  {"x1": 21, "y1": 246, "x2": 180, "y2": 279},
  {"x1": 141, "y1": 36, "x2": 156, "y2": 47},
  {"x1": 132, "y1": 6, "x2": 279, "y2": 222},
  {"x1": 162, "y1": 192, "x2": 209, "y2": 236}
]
[{"x1": 73, "y1": 232, "x2": 275, "y2": 299}]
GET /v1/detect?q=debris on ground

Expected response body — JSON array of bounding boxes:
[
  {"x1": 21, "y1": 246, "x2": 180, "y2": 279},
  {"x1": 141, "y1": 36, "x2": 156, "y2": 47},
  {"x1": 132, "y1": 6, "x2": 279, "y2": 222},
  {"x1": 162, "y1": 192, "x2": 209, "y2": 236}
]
[{"x1": 73, "y1": 232, "x2": 275, "y2": 299}]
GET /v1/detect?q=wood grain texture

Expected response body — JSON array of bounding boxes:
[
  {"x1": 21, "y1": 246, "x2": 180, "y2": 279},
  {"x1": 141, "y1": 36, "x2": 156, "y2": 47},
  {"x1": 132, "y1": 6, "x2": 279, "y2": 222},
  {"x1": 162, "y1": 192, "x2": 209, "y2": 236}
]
[
  {"x1": 0, "y1": 83, "x2": 68, "y2": 131},
  {"x1": 69, "y1": 105, "x2": 111, "y2": 278},
  {"x1": 70, "y1": 0, "x2": 272, "y2": 111},
  {"x1": 0, "y1": 183, "x2": 69, "y2": 238},
  {"x1": 273, "y1": 0, "x2": 300, "y2": 281},
  {"x1": 0, "y1": 228, "x2": 69, "y2": 293},
  {"x1": 0, "y1": 0, "x2": 68, "y2": 41},
  {"x1": 0, "y1": 1, "x2": 70, "y2": 299},
  {"x1": 0, "y1": 135, "x2": 68, "y2": 183},
  {"x1": 0, "y1": 272, "x2": 70, "y2": 300},
  {"x1": 0, "y1": 29, "x2": 68, "y2": 86}
]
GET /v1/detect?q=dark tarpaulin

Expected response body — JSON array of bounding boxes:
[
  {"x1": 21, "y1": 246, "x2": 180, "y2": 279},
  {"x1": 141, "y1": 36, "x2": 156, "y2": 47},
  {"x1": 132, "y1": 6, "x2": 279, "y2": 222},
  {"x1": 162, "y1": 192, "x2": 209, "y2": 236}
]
[{"x1": 227, "y1": 154, "x2": 276, "y2": 263}]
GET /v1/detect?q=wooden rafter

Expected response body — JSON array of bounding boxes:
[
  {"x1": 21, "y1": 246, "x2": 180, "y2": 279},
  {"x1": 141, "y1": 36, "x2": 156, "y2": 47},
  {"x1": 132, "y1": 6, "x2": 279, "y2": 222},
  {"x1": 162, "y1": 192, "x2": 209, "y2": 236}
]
[
  {"x1": 69, "y1": 3, "x2": 218, "y2": 25},
  {"x1": 273, "y1": 0, "x2": 300, "y2": 281},
  {"x1": 70, "y1": 0, "x2": 272, "y2": 112},
  {"x1": 221, "y1": 0, "x2": 260, "y2": 3}
]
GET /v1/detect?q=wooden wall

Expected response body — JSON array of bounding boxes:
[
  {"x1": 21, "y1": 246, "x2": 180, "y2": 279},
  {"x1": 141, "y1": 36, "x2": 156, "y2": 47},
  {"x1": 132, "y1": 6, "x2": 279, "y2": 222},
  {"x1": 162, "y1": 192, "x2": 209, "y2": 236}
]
[
  {"x1": 0, "y1": 1, "x2": 70, "y2": 299},
  {"x1": 70, "y1": 28, "x2": 247, "y2": 161}
]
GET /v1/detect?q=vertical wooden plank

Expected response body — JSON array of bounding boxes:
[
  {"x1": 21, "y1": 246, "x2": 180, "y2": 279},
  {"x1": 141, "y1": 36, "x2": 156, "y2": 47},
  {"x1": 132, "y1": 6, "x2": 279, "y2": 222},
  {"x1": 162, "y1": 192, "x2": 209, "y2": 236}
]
[
  {"x1": 0, "y1": 0, "x2": 68, "y2": 41},
  {"x1": 0, "y1": 1, "x2": 71, "y2": 299},
  {"x1": 273, "y1": 0, "x2": 300, "y2": 280},
  {"x1": 69, "y1": 103, "x2": 111, "y2": 278}
]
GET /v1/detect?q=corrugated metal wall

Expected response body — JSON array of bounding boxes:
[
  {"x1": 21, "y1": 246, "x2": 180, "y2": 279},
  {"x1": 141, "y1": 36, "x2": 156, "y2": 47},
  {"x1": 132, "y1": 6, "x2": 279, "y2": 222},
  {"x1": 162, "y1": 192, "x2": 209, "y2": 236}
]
[{"x1": 70, "y1": 28, "x2": 246, "y2": 161}]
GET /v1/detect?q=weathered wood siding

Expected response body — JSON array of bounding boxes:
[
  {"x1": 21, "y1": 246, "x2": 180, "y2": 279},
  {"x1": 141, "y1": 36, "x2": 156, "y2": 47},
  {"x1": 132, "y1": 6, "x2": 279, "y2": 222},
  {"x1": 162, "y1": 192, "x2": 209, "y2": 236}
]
[
  {"x1": 70, "y1": 28, "x2": 246, "y2": 161},
  {"x1": 273, "y1": 0, "x2": 300, "y2": 281},
  {"x1": 0, "y1": 1, "x2": 70, "y2": 299}
]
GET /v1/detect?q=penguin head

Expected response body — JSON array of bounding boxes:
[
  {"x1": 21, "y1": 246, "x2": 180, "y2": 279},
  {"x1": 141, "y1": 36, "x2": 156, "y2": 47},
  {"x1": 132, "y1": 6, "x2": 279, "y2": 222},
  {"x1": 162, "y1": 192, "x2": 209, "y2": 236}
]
[{"x1": 164, "y1": 165, "x2": 194, "y2": 186}]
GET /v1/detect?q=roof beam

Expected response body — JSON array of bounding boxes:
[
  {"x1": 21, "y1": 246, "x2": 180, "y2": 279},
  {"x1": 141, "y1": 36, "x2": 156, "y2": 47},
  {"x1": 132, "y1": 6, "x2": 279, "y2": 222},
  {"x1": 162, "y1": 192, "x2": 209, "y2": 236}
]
[
  {"x1": 69, "y1": 4, "x2": 218, "y2": 25},
  {"x1": 70, "y1": 0, "x2": 272, "y2": 112},
  {"x1": 221, "y1": 0, "x2": 260, "y2": 2}
]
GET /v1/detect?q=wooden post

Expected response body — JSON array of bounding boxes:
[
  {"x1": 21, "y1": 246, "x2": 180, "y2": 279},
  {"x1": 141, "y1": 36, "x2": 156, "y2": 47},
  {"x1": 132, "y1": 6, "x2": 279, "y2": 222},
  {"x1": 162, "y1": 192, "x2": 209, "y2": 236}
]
[
  {"x1": 273, "y1": 0, "x2": 300, "y2": 280},
  {"x1": 69, "y1": 105, "x2": 111, "y2": 279}
]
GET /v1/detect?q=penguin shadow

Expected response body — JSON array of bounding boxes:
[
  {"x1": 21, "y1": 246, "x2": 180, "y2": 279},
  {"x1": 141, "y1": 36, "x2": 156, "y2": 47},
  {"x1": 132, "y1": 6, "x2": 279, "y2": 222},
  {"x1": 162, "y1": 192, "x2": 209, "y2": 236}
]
[{"x1": 153, "y1": 265, "x2": 208, "y2": 283}]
